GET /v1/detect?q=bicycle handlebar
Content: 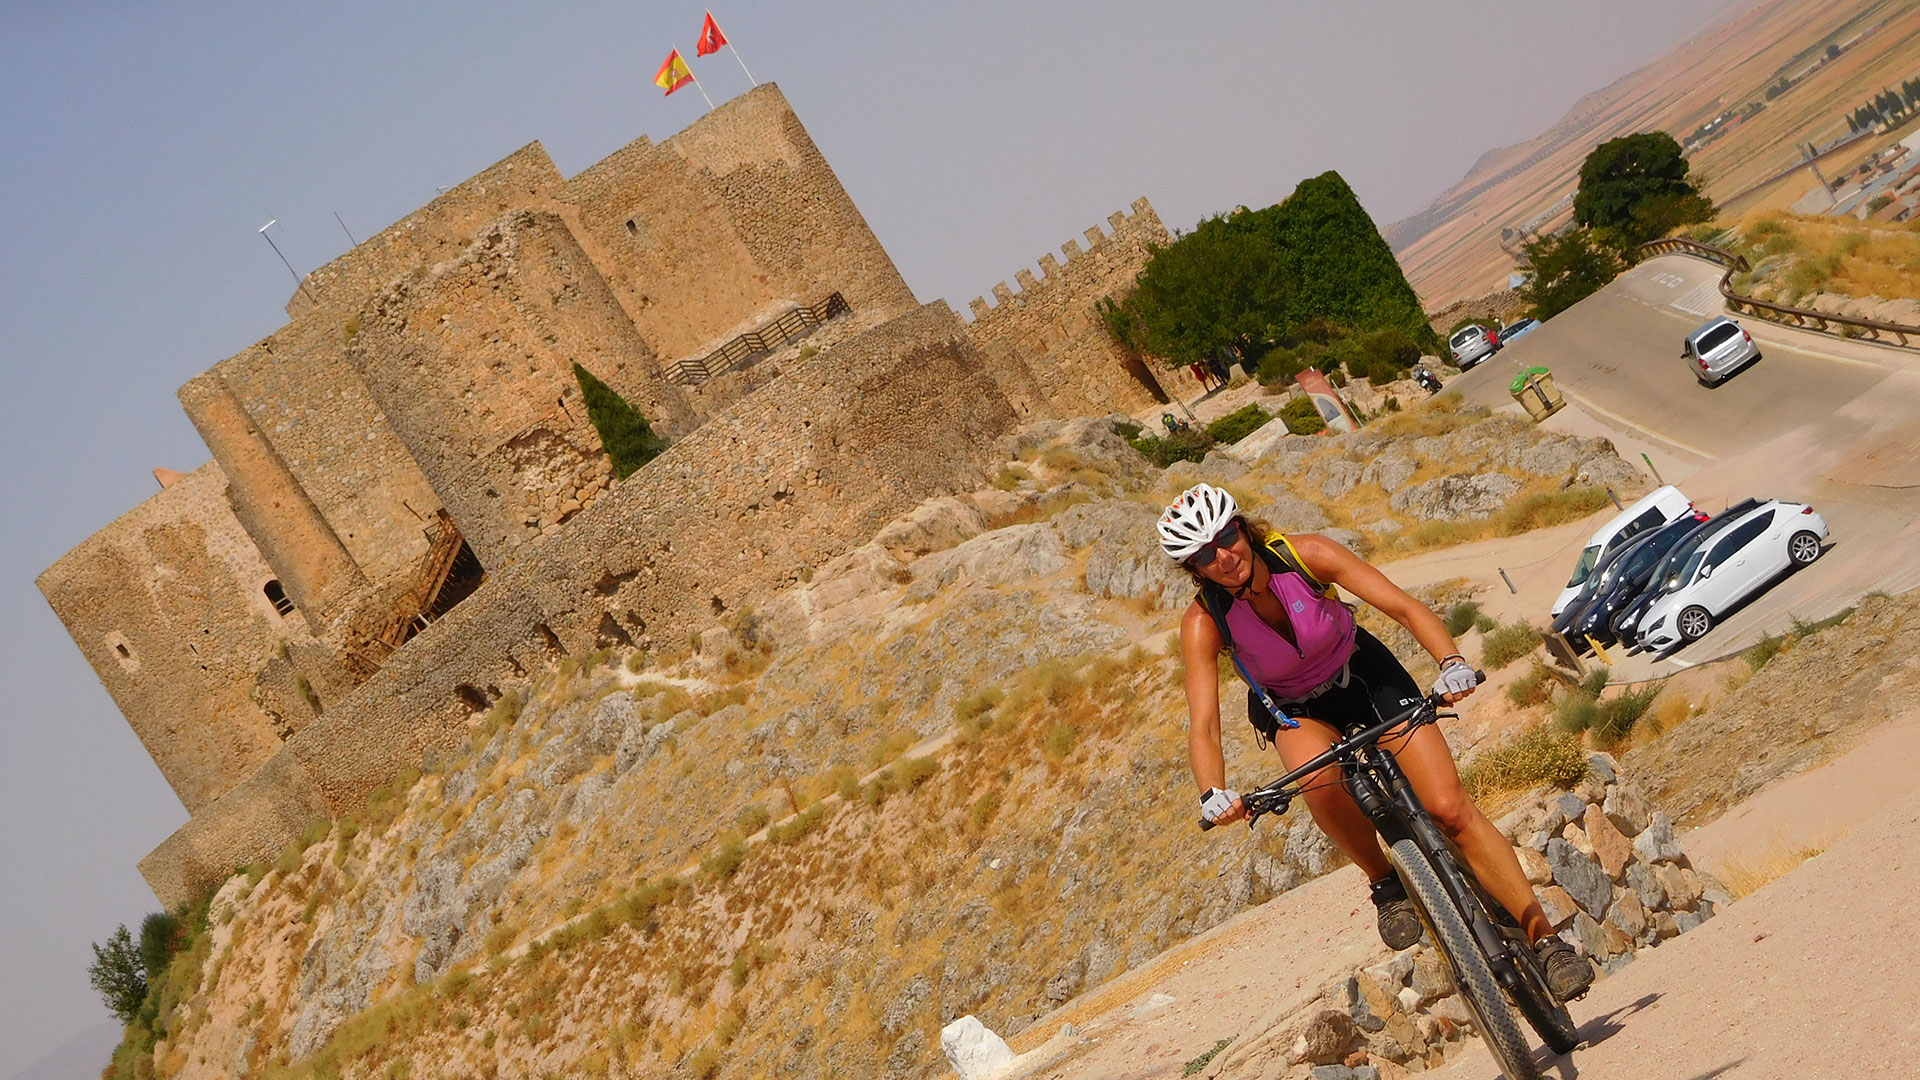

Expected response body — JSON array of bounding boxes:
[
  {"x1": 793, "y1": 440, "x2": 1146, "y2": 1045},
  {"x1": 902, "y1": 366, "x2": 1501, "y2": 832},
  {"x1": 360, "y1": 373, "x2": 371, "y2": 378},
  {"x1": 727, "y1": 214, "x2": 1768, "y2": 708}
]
[{"x1": 1198, "y1": 671, "x2": 1485, "y2": 831}]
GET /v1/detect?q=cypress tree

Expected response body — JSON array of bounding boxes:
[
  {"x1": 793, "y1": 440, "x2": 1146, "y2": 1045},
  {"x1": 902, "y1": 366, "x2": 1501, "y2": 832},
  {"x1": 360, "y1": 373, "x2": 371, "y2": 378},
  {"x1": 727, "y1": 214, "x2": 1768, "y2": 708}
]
[{"x1": 573, "y1": 363, "x2": 667, "y2": 479}]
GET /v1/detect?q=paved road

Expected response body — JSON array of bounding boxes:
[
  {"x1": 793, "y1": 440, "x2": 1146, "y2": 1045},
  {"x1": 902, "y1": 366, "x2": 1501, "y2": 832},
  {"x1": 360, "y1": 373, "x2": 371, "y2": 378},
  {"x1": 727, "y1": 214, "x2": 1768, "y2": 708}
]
[{"x1": 1443, "y1": 256, "x2": 1920, "y2": 674}]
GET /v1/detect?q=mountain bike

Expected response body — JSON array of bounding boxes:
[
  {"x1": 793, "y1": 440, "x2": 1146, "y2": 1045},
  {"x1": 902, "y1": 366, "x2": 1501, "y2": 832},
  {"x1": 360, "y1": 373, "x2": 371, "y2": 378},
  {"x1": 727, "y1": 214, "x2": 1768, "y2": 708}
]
[{"x1": 1202, "y1": 677, "x2": 1579, "y2": 1080}]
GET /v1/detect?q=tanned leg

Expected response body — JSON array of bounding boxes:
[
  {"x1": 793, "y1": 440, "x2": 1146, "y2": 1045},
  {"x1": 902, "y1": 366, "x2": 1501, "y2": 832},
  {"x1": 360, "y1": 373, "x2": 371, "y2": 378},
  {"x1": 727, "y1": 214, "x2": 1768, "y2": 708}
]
[
  {"x1": 1385, "y1": 723, "x2": 1553, "y2": 942},
  {"x1": 1274, "y1": 718, "x2": 1392, "y2": 882}
]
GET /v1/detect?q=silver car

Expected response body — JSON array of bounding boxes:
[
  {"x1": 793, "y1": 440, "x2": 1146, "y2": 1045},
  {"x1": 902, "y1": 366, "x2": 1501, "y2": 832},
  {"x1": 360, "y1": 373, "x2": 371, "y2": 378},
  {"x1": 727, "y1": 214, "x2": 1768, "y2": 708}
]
[
  {"x1": 1682, "y1": 316, "x2": 1759, "y2": 385},
  {"x1": 1449, "y1": 324, "x2": 1497, "y2": 369}
]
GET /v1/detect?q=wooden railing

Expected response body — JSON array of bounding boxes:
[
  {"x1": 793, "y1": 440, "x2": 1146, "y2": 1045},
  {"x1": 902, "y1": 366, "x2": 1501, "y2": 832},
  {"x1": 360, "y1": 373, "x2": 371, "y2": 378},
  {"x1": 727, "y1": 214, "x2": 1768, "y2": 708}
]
[
  {"x1": 1636, "y1": 236, "x2": 1920, "y2": 348},
  {"x1": 666, "y1": 292, "x2": 851, "y2": 385},
  {"x1": 377, "y1": 510, "x2": 472, "y2": 648}
]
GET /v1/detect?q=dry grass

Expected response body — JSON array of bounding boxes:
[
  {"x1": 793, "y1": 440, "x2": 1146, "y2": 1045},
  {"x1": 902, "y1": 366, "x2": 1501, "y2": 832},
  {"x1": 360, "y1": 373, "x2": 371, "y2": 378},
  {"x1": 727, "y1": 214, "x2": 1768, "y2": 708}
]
[
  {"x1": 1460, "y1": 725, "x2": 1590, "y2": 808},
  {"x1": 1737, "y1": 212, "x2": 1920, "y2": 303},
  {"x1": 1718, "y1": 841, "x2": 1829, "y2": 899}
]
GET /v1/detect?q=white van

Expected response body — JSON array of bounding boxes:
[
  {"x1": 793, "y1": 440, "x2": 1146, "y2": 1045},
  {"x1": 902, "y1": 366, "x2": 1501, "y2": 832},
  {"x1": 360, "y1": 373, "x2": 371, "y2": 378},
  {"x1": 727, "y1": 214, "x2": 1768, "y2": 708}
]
[{"x1": 1551, "y1": 485, "x2": 1696, "y2": 617}]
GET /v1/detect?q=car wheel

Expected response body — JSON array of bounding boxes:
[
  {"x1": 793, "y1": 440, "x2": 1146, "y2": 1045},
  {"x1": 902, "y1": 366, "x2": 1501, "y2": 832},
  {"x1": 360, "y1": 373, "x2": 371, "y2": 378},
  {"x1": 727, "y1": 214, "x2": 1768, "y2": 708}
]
[
  {"x1": 1789, "y1": 530, "x2": 1822, "y2": 566},
  {"x1": 1677, "y1": 605, "x2": 1713, "y2": 642}
]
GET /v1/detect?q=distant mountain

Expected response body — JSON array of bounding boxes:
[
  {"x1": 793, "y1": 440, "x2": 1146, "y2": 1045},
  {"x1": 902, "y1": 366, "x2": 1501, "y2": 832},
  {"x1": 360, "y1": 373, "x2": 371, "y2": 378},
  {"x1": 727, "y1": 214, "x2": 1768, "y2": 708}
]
[
  {"x1": 1386, "y1": 0, "x2": 1920, "y2": 307},
  {"x1": 8, "y1": 1020, "x2": 118, "y2": 1080}
]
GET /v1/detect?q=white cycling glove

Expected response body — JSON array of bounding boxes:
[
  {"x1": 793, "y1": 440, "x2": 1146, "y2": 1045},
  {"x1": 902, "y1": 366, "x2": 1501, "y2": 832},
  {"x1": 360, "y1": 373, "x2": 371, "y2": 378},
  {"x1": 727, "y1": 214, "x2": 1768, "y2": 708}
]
[
  {"x1": 1200, "y1": 787, "x2": 1240, "y2": 824},
  {"x1": 1433, "y1": 658, "x2": 1478, "y2": 698}
]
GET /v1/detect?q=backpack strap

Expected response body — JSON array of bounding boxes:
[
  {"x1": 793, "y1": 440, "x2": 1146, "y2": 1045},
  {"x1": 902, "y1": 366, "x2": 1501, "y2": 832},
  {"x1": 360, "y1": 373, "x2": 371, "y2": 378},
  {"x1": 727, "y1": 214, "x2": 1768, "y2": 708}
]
[{"x1": 1194, "y1": 535, "x2": 1328, "y2": 742}]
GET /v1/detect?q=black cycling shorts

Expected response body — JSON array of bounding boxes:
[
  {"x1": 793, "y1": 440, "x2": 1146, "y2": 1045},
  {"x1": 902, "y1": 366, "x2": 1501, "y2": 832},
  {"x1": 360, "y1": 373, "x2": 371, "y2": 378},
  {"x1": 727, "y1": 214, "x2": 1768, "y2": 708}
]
[{"x1": 1245, "y1": 627, "x2": 1421, "y2": 741}]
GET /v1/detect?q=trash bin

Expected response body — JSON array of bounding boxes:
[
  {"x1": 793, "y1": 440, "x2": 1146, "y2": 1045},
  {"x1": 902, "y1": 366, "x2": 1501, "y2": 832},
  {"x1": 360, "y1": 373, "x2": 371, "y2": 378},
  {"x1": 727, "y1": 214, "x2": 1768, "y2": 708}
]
[{"x1": 1510, "y1": 366, "x2": 1564, "y2": 422}]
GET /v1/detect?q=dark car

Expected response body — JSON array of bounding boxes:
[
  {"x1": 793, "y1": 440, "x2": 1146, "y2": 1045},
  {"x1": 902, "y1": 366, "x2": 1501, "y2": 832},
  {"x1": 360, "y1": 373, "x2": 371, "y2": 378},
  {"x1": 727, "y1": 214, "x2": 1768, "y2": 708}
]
[
  {"x1": 1564, "y1": 515, "x2": 1706, "y2": 646},
  {"x1": 1615, "y1": 498, "x2": 1761, "y2": 650}
]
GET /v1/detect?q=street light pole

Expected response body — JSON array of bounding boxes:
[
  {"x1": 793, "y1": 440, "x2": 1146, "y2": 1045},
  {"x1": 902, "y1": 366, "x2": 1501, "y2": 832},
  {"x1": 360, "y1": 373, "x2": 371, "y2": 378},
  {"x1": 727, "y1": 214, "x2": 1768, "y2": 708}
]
[{"x1": 259, "y1": 219, "x2": 318, "y2": 305}]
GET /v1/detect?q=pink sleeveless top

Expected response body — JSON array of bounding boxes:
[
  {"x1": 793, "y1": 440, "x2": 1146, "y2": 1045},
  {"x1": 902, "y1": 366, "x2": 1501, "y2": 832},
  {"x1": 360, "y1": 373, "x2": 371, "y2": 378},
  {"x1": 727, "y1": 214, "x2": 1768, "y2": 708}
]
[{"x1": 1224, "y1": 569, "x2": 1357, "y2": 697}]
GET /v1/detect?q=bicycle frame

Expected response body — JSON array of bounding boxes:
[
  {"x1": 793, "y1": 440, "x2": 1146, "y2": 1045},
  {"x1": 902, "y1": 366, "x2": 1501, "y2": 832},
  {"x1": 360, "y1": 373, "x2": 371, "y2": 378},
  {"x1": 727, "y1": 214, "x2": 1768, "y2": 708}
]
[{"x1": 1220, "y1": 695, "x2": 1532, "y2": 993}]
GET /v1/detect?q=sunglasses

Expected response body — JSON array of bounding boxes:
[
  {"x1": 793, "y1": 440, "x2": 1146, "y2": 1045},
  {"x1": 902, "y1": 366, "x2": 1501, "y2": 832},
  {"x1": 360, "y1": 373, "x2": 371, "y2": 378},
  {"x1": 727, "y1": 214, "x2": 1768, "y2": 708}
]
[{"x1": 1186, "y1": 521, "x2": 1243, "y2": 569}]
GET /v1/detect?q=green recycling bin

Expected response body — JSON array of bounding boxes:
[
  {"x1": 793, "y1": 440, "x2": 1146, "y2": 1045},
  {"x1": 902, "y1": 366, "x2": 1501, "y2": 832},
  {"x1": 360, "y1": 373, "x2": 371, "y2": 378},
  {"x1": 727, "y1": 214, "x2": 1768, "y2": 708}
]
[{"x1": 1510, "y1": 366, "x2": 1564, "y2": 422}]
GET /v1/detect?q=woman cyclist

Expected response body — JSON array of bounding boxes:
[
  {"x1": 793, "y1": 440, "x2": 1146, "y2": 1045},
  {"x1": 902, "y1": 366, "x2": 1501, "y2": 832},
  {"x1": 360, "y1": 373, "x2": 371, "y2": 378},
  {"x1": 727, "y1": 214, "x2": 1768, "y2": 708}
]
[{"x1": 1160, "y1": 483, "x2": 1592, "y2": 1001}]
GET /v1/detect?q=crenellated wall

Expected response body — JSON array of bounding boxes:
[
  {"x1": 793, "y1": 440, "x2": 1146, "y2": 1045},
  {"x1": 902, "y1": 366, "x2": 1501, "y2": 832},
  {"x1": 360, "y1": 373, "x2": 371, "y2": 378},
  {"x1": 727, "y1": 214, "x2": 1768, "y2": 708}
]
[{"x1": 965, "y1": 197, "x2": 1171, "y2": 418}]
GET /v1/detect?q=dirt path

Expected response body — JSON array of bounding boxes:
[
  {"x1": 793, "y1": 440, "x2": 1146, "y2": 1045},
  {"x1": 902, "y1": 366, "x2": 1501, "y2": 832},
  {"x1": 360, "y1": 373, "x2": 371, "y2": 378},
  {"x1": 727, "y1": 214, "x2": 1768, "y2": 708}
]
[{"x1": 1427, "y1": 776, "x2": 1920, "y2": 1080}]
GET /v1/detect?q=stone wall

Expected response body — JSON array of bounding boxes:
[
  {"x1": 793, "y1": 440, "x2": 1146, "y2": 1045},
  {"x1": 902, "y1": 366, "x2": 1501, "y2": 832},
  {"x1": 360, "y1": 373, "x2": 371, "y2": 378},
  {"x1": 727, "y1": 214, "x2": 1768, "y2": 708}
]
[
  {"x1": 36, "y1": 465, "x2": 311, "y2": 813},
  {"x1": 136, "y1": 303, "x2": 1022, "y2": 906},
  {"x1": 965, "y1": 198, "x2": 1171, "y2": 418},
  {"x1": 347, "y1": 210, "x2": 696, "y2": 569},
  {"x1": 293, "y1": 143, "x2": 567, "y2": 319},
  {"x1": 557, "y1": 84, "x2": 919, "y2": 365}
]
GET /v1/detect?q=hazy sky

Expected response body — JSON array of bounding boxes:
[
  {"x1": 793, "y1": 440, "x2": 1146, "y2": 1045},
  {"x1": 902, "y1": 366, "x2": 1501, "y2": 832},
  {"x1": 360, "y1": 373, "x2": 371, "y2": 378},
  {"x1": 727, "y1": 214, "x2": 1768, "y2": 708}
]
[{"x1": 0, "y1": 0, "x2": 1748, "y2": 1072}]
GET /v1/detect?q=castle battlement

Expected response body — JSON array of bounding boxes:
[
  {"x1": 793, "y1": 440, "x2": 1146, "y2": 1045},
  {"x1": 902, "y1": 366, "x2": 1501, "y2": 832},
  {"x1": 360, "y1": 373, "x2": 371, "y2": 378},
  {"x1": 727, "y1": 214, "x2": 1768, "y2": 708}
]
[{"x1": 964, "y1": 197, "x2": 1161, "y2": 324}]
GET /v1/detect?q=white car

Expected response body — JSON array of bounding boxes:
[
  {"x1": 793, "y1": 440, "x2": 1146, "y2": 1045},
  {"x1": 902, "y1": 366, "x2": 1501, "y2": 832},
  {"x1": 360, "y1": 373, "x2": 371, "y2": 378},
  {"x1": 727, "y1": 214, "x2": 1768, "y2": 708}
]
[
  {"x1": 1552, "y1": 485, "x2": 1696, "y2": 618},
  {"x1": 1636, "y1": 500, "x2": 1829, "y2": 652},
  {"x1": 1683, "y1": 316, "x2": 1760, "y2": 386},
  {"x1": 1449, "y1": 325, "x2": 1498, "y2": 369}
]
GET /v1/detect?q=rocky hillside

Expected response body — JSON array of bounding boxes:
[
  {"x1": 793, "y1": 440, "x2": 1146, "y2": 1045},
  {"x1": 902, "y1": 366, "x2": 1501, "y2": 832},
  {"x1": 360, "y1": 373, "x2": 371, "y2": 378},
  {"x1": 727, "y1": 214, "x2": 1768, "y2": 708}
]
[{"x1": 122, "y1": 398, "x2": 1650, "y2": 1080}]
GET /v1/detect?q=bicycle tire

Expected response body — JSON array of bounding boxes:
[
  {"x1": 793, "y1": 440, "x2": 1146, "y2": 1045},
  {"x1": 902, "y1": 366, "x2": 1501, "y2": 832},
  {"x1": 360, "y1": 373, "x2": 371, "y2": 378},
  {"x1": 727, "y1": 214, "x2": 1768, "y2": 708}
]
[
  {"x1": 1453, "y1": 854, "x2": 1580, "y2": 1055},
  {"x1": 1387, "y1": 838, "x2": 1541, "y2": 1080},
  {"x1": 1505, "y1": 927, "x2": 1580, "y2": 1054}
]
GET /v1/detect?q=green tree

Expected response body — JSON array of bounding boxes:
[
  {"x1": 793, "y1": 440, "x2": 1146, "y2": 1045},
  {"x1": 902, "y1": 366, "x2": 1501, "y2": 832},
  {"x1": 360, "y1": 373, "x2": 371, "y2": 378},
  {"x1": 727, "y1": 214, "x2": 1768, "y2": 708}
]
[
  {"x1": 1573, "y1": 132, "x2": 1714, "y2": 248},
  {"x1": 1106, "y1": 216, "x2": 1293, "y2": 367},
  {"x1": 89, "y1": 925, "x2": 148, "y2": 1023},
  {"x1": 138, "y1": 912, "x2": 181, "y2": 985},
  {"x1": 573, "y1": 363, "x2": 667, "y2": 479},
  {"x1": 1104, "y1": 170, "x2": 1437, "y2": 366},
  {"x1": 1518, "y1": 229, "x2": 1623, "y2": 320}
]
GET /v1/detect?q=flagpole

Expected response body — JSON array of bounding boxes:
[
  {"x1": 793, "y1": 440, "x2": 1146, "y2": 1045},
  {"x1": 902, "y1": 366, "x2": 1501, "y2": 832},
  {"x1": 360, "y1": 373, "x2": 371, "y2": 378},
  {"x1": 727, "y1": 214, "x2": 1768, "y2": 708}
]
[
  {"x1": 687, "y1": 63, "x2": 716, "y2": 111},
  {"x1": 726, "y1": 41, "x2": 756, "y2": 86}
]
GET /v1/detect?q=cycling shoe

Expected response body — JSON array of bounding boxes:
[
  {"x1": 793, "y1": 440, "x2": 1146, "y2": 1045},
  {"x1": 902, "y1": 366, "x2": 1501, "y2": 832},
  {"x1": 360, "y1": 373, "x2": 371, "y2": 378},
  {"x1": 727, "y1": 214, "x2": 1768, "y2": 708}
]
[
  {"x1": 1371, "y1": 875, "x2": 1423, "y2": 950},
  {"x1": 1535, "y1": 935, "x2": 1594, "y2": 1001}
]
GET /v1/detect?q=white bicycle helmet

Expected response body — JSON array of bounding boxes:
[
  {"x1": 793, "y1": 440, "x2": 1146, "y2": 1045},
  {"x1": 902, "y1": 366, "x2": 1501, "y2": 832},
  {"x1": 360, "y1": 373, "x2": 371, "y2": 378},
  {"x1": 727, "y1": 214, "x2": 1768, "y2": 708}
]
[{"x1": 1158, "y1": 483, "x2": 1239, "y2": 561}]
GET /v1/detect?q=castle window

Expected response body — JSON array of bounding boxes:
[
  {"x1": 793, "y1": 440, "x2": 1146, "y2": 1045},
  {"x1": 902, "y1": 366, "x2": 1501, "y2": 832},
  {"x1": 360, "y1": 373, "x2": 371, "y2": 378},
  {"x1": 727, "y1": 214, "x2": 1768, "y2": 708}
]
[
  {"x1": 264, "y1": 580, "x2": 295, "y2": 617},
  {"x1": 115, "y1": 643, "x2": 130, "y2": 658},
  {"x1": 625, "y1": 218, "x2": 646, "y2": 243}
]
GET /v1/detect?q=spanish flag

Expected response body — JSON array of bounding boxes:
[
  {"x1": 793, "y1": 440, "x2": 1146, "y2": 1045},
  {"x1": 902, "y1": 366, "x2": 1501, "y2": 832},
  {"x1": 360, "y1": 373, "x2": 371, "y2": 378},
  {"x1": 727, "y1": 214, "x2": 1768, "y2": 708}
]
[{"x1": 655, "y1": 49, "x2": 694, "y2": 95}]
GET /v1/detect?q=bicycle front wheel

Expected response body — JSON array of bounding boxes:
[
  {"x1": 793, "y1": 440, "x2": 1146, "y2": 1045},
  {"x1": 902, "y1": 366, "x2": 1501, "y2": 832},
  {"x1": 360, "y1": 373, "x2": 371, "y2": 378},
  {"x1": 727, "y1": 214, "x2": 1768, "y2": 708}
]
[{"x1": 1387, "y1": 838, "x2": 1540, "y2": 1080}]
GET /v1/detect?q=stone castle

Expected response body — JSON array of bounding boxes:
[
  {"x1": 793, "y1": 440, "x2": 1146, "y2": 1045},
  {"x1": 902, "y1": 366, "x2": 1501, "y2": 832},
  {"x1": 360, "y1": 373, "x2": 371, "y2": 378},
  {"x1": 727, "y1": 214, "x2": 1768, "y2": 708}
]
[{"x1": 38, "y1": 84, "x2": 1173, "y2": 906}]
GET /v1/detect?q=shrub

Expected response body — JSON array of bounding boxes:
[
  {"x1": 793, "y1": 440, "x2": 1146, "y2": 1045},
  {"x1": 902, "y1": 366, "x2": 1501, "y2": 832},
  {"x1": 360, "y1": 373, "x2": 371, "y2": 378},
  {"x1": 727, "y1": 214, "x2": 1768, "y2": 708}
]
[
  {"x1": 1443, "y1": 601, "x2": 1484, "y2": 637},
  {"x1": 768, "y1": 804, "x2": 826, "y2": 845},
  {"x1": 574, "y1": 363, "x2": 667, "y2": 478},
  {"x1": 1492, "y1": 488, "x2": 1613, "y2": 535},
  {"x1": 1552, "y1": 692, "x2": 1603, "y2": 733},
  {"x1": 700, "y1": 836, "x2": 748, "y2": 880},
  {"x1": 1128, "y1": 428, "x2": 1215, "y2": 467},
  {"x1": 1506, "y1": 662, "x2": 1556, "y2": 709},
  {"x1": 1578, "y1": 665, "x2": 1611, "y2": 698},
  {"x1": 1592, "y1": 682, "x2": 1663, "y2": 746},
  {"x1": 1481, "y1": 621, "x2": 1542, "y2": 669},
  {"x1": 1042, "y1": 721, "x2": 1077, "y2": 761},
  {"x1": 733, "y1": 803, "x2": 772, "y2": 836},
  {"x1": 1460, "y1": 726, "x2": 1590, "y2": 801},
  {"x1": 1206, "y1": 404, "x2": 1273, "y2": 445},
  {"x1": 1278, "y1": 396, "x2": 1326, "y2": 435}
]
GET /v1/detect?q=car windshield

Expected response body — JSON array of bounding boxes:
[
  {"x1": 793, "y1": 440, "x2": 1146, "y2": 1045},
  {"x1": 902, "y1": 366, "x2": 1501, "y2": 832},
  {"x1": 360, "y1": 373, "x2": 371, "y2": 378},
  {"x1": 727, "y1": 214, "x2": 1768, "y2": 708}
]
[
  {"x1": 1566, "y1": 544, "x2": 1602, "y2": 588},
  {"x1": 1451, "y1": 328, "x2": 1480, "y2": 347},
  {"x1": 1650, "y1": 526, "x2": 1716, "y2": 592},
  {"x1": 1695, "y1": 323, "x2": 1740, "y2": 354},
  {"x1": 1677, "y1": 546, "x2": 1711, "y2": 586},
  {"x1": 1503, "y1": 321, "x2": 1533, "y2": 335}
]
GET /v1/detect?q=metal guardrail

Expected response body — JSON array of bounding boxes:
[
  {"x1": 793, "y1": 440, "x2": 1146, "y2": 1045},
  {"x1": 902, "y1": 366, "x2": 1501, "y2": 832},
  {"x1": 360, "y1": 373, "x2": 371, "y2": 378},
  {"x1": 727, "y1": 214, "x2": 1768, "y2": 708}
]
[
  {"x1": 1636, "y1": 236, "x2": 1920, "y2": 348},
  {"x1": 666, "y1": 292, "x2": 852, "y2": 385}
]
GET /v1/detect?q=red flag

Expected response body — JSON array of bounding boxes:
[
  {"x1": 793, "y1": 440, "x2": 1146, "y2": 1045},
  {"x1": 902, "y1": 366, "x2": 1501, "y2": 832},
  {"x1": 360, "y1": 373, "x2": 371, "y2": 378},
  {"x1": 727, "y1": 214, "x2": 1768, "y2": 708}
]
[
  {"x1": 655, "y1": 49, "x2": 693, "y2": 95},
  {"x1": 697, "y1": 11, "x2": 727, "y2": 56}
]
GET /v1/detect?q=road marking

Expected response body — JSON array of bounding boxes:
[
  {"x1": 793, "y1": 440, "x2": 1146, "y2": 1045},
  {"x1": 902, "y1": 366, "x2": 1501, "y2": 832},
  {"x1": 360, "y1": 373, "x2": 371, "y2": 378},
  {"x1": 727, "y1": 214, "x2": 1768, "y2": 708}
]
[
  {"x1": 1558, "y1": 388, "x2": 1720, "y2": 460},
  {"x1": 1651, "y1": 272, "x2": 1686, "y2": 288},
  {"x1": 1672, "y1": 280, "x2": 1720, "y2": 316}
]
